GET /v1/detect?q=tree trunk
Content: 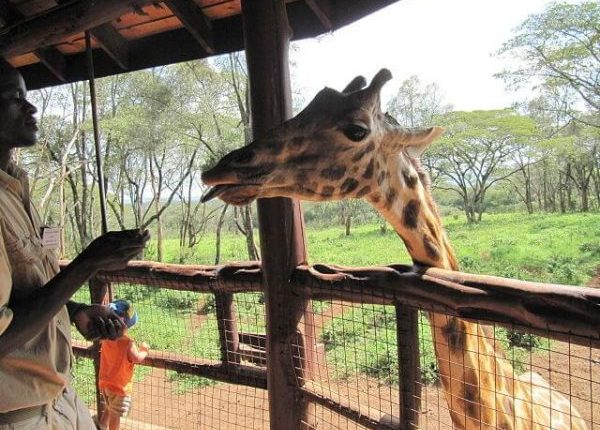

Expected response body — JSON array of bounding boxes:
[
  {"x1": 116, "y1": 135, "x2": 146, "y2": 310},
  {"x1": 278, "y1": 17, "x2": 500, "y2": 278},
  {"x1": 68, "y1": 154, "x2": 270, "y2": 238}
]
[
  {"x1": 243, "y1": 205, "x2": 259, "y2": 260},
  {"x1": 214, "y1": 204, "x2": 229, "y2": 265},
  {"x1": 581, "y1": 184, "x2": 589, "y2": 212},
  {"x1": 345, "y1": 215, "x2": 352, "y2": 236}
]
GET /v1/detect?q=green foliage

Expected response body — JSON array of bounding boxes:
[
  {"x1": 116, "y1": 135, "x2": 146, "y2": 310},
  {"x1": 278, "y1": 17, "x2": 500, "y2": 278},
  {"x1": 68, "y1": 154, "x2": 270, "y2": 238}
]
[
  {"x1": 546, "y1": 256, "x2": 579, "y2": 284},
  {"x1": 579, "y1": 242, "x2": 600, "y2": 257},
  {"x1": 505, "y1": 330, "x2": 541, "y2": 350},
  {"x1": 496, "y1": 1, "x2": 600, "y2": 126}
]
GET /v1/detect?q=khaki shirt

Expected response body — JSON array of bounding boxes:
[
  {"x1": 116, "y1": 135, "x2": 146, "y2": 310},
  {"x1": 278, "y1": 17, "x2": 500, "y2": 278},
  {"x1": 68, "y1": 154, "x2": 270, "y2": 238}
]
[{"x1": 0, "y1": 163, "x2": 72, "y2": 412}]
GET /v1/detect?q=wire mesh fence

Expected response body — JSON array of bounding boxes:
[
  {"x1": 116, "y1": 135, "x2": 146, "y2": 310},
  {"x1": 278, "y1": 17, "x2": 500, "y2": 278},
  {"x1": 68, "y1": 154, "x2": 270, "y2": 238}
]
[{"x1": 69, "y1": 262, "x2": 600, "y2": 429}]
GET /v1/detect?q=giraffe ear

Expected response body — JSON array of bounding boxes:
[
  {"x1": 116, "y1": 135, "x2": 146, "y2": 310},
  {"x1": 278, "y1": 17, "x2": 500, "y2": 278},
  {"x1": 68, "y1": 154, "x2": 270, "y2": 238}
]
[
  {"x1": 403, "y1": 127, "x2": 445, "y2": 158},
  {"x1": 343, "y1": 76, "x2": 367, "y2": 93}
]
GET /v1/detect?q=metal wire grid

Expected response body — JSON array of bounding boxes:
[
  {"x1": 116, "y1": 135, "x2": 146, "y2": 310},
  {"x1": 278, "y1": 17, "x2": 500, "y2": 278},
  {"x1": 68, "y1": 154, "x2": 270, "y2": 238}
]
[
  {"x1": 295, "y1": 298, "x2": 600, "y2": 430},
  {"x1": 71, "y1": 281, "x2": 269, "y2": 430},
  {"x1": 70, "y1": 277, "x2": 600, "y2": 430}
]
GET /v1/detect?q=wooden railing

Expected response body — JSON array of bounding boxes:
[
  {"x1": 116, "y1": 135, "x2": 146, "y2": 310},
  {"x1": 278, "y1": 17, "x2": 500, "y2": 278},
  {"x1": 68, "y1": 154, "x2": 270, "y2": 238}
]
[{"x1": 65, "y1": 260, "x2": 600, "y2": 430}]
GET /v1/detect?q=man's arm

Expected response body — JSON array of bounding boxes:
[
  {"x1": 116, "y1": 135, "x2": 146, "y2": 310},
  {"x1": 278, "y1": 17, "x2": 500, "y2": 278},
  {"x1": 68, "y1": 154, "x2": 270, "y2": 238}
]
[
  {"x1": 0, "y1": 229, "x2": 149, "y2": 359},
  {"x1": 66, "y1": 300, "x2": 88, "y2": 321}
]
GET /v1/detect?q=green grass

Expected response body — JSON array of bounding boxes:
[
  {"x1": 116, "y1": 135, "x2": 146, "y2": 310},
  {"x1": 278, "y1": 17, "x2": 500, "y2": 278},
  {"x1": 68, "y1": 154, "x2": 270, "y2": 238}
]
[{"x1": 149, "y1": 212, "x2": 600, "y2": 285}]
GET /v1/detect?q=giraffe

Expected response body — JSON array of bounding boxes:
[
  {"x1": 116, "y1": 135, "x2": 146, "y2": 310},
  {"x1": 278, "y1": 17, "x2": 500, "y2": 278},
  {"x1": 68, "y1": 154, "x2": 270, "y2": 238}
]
[{"x1": 201, "y1": 69, "x2": 587, "y2": 430}]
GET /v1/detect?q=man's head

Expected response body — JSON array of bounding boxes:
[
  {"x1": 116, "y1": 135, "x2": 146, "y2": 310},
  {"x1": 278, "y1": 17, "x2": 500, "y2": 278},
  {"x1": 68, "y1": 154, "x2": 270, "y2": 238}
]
[{"x1": 0, "y1": 59, "x2": 37, "y2": 150}]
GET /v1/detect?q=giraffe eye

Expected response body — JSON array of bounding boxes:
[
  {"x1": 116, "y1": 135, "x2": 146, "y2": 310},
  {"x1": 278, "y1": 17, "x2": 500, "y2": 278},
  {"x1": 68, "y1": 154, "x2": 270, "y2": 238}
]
[{"x1": 342, "y1": 123, "x2": 369, "y2": 142}]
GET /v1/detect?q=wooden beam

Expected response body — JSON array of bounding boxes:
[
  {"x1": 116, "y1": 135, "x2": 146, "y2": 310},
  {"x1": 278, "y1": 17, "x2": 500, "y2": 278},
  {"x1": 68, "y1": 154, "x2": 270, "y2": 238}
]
[
  {"x1": 242, "y1": 1, "x2": 315, "y2": 429},
  {"x1": 164, "y1": 0, "x2": 215, "y2": 54},
  {"x1": 0, "y1": 0, "x2": 154, "y2": 58},
  {"x1": 0, "y1": 2, "x2": 67, "y2": 82},
  {"x1": 34, "y1": 46, "x2": 66, "y2": 81},
  {"x1": 90, "y1": 23, "x2": 129, "y2": 69},
  {"x1": 304, "y1": 0, "x2": 332, "y2": 31}
]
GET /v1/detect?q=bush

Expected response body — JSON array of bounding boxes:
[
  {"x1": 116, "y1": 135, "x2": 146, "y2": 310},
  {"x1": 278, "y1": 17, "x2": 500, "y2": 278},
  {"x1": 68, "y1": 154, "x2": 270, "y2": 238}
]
[
  {"x1": 546, "y1": 255, "x2": 578, "y2": 284},
  {"x1": 360, "y1": 351, "x2": 398, "y2": 385},
  {"x1": 421, "y1": 361, "x2": 440, "y2": 385},
  {"x1": 579, "y1": 242, "x2": 600, "y2": 256},
  {"x1": 505, "y1": 330, "x2": 541, "y2": 350},
  {"x1": 152, "y1": 290, "x2": 197, "y2": 310}
]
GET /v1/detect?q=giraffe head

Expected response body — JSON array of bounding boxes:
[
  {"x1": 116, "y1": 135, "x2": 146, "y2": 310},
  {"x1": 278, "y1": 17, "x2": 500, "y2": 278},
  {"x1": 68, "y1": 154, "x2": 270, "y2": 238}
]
[{"x1": 201, "y1": 68, "x2": 444, "y2": 207}]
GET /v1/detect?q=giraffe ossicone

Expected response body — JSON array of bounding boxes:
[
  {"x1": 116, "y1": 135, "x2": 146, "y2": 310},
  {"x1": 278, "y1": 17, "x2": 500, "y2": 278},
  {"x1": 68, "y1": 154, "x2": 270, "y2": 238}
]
[{"x1": 201, "y1": 69, "x2": 587, "y2": 430}]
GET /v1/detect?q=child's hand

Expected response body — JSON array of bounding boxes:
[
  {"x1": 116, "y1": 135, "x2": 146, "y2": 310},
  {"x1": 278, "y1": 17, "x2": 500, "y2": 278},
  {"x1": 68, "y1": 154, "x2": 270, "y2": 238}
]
[{"x1": 140, "y1": 342, "x2": 150, "y2": 352}]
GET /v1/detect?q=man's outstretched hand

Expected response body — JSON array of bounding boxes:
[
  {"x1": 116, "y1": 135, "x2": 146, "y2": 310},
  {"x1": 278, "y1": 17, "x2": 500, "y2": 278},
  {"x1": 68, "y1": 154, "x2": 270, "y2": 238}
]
[
  {"x1": 72, "y1": 304, "x2": 125, "y2": 341},
  {"x1": 77, "y1": 228, "x2": 150, "y2": 274}
]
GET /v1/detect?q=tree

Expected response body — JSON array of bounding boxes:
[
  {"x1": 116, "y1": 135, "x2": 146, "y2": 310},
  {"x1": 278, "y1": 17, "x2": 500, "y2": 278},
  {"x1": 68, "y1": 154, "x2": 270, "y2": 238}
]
[
  {"x1": 497, "y1": 1, "x2": 600, "y2": 128},
  {"x1": 430, "y1": 110, "x2": 538, "y2": 222},
  {"x1": 387, "y1": 75, "x2": 452, "y2": 127}
]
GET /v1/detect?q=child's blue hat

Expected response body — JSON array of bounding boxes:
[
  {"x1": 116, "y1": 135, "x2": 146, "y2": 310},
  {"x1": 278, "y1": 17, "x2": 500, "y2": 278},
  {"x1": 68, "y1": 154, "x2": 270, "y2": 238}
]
[{"x1": 109, "y1": 299, "x2": 138, "y2": 328}]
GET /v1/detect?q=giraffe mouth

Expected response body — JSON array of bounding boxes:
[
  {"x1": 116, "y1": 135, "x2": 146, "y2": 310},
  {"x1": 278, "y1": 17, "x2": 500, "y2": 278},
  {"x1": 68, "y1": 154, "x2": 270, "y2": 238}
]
[{"x1": 201, "y1": 184, "x2": 261, "y2": 205}]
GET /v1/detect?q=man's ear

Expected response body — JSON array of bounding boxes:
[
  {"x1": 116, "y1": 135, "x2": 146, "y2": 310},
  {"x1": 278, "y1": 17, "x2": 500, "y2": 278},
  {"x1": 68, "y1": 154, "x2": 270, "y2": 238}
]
[{"x1": 403, "y1": 126, "x2": 444, "y2": 158}]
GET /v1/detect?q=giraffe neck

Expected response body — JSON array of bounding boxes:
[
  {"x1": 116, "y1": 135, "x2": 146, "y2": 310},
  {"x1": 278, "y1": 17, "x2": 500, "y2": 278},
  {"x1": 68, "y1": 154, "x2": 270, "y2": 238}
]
[{"x1": 369, "y1": 184, "x2": 530, "y2": 430}]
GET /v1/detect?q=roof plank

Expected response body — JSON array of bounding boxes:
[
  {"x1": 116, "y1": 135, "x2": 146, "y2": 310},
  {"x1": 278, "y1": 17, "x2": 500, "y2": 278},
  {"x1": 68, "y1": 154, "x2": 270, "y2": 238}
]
[
  {"x1": 34, "y1": 46, "x2": 66, "y2": 81},
  {"x1": 164, "y1": 0, "x2": 215, "y2": 54},
  {"x1": 304, "y1": 0, "x2": 332, "y2": 31},
  {"x1": 0, "y1": 0, "x2": 155, "y2": 58},
  {"x1": 90, "y1": 24, "x2": 129, "y2": 69}
]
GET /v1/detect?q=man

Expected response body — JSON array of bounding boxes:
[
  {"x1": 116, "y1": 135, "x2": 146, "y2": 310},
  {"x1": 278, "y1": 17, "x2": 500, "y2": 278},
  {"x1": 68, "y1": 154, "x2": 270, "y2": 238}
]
[{"x1": 0, "y1": 58, "x2": 150, "y2": 429}]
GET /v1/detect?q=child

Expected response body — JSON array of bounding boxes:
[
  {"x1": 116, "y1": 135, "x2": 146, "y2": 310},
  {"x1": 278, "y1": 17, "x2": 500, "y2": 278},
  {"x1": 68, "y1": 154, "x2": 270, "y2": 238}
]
[{"x1": 97, "y1": 299, "x2": 149, "y2": 430}]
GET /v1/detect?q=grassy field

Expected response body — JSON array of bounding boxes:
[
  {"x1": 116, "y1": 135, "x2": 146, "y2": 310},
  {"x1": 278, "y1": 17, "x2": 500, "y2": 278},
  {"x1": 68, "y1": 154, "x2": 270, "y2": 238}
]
[
  {"x1": 72, "y1": 211, "x2": 600, "y2": 399},
  {"x1": 152, "y1": 211, "x2": 600, "y2": 285}
]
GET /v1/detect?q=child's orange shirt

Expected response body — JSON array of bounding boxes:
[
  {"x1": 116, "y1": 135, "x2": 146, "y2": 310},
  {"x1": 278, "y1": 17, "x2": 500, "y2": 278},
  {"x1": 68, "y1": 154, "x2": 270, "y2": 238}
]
[{"x1": 98, "y1": 335, "x2": 135, "y2": 396}]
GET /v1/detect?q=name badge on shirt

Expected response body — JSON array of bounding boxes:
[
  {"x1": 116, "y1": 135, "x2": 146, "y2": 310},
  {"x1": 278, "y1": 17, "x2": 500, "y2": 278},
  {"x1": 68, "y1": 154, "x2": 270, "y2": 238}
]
[{"x1": 41, "y1": 227, "x2": 61, "y2": 249}]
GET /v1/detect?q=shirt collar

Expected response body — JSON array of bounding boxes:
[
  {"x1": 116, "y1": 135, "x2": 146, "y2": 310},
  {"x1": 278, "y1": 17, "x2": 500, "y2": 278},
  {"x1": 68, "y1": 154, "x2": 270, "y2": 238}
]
[{"x1": 0, "y1": 161, "x2": 29, "y2": 199}]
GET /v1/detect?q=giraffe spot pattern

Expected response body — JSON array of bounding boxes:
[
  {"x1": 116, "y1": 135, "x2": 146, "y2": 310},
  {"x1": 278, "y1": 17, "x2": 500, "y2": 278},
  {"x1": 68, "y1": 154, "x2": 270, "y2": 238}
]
[
  {"x1": 442, "y1": 317, "x2": 466, "y2": 351},
  {"x1": 363, "y1": 159, "x2": 374, "y2": 179},
  {"x1": 294, "y1": 153, "x2": 321, "y2": 165},
  {"x1": 340, "y1": 178, "x2": 359, "y2": 195},
  {"x1": 402, "y1": 199, "x2": 420, "y2": 229},
  {"x1": 377, "y1": 171, "x2": 386, "y2": 186},
  {"x1": 463, "y1": 377, "x2": 481, "y2": 421},
  {"x1": 426, "y1": 218, "x2": 440, "y2": 241},
  {"x1": 402, "y1": 170, "x2": 419, "y2": 189},
  {"x1": 369, "y1": 192, "x2": 381, "y2": 204},
  {"x1": 320, "y1": 165, "x2": 346, "y2": 180},
  {"x1": 423, "y1": 235, "x2": 440, "y2": 260},
  {"x1": 321, "y1": 186, "x2": 335, "y2": 197},
  {"x1": 296, "y1": 171, "x2": 308, "y2": 184},
  {"x1": 385, "y1": 188, "x2": 397, "y2": 208},
  {"x1": 356, "y1": 186, "x2": 371, "y2": 198},
  {"x1": 351, "y1": 142, "x2": 375, "y2": 162}
]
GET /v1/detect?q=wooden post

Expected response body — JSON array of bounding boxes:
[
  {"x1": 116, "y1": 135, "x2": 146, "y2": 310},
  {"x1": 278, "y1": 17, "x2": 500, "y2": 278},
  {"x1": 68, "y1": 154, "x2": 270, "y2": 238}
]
[
  {"x1": 396, "y1": 306, "x2": 421, "y2": 429},
  {"x1": 215, "y1": 292, "x2": 240, "y2": 366},
  {"x1": 241, "y1": 1, "x2": 315, "y2": 428}
]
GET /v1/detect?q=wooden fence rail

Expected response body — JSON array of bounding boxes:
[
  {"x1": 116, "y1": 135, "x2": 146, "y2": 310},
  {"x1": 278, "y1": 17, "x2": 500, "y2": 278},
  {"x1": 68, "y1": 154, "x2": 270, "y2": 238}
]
[{"x1": 62, "y1": 259, "x2": 600, "y2": 429}]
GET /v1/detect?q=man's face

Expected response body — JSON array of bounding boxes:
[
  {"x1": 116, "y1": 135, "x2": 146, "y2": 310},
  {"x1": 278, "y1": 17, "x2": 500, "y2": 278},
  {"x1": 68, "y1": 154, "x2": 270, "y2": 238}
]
[{"x1": 0, "y1": 69, "x2": 37, "y2": 149}]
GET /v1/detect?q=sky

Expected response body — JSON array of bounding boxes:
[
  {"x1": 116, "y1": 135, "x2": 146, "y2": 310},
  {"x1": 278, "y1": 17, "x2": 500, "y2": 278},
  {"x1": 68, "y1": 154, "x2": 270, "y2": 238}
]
[{"x1": 290, "y1": 0, "x2": 560, "y2": 112}]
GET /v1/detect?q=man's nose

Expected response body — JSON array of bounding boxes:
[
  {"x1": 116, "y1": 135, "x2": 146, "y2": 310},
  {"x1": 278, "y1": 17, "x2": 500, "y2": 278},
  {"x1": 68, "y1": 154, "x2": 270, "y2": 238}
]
[{"x1": 24, "y1": 100, "x2": 37, "y2": 115}]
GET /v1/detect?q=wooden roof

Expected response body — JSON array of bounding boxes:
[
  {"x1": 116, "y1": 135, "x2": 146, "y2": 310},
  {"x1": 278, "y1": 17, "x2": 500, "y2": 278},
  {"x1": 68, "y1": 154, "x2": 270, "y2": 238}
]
[{"x1": 0, "y1": 0, "x2": 399, "y2": 90}]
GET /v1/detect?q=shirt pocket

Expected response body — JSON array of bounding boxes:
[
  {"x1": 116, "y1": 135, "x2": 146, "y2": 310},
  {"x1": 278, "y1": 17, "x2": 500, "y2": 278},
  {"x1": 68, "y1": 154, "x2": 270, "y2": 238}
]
[
  {"x1": 5, "y1": 234, "x2": 38, "y2": 265},
  {"x1": 4, "y1": 234, "x2": 48, "y2": 300}
]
